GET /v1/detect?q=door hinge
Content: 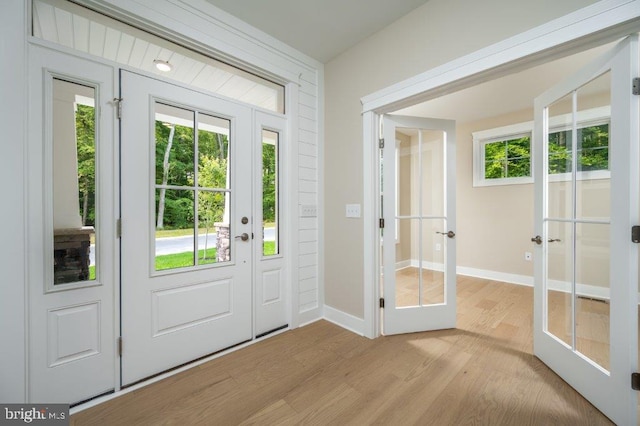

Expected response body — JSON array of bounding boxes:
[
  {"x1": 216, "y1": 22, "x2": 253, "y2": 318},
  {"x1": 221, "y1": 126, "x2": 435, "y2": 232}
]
[
  {"x1": 632, "y1": 226, "x2": 640, "y2": 243},
  {"x1": 116, "y1": 218, "x2": 122, "y2": 238},
  {"x1": 633, "y1": 78, "x2": 640, "y2": 95},
  {"x1": 113, "y1": 97, "x2": 123, "y2": 119},
  {"x1": 379, "y1": 218, "x2": 385, "y2": 228},
  {"x1": 117, "y1": 337, "x2": 123, "y2": 357},
  {"x1": 379, "y1": 298, "x2": 385, "y2": 308},
  {"x1": 632, "y1": 372, "x2": 640, "y2": 391},
  {"x1": 379, "y1": 138, "x2": 385, "y2": 149}
]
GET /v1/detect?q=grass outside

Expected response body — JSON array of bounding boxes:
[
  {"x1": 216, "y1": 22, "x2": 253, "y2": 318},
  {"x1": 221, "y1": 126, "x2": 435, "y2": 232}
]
[
  {"x1": 155, "y1": 224, "x2": 276, "y2": 239},
  {"x1": 89, "y1": 241, "x2": 277, "y2": 277}
]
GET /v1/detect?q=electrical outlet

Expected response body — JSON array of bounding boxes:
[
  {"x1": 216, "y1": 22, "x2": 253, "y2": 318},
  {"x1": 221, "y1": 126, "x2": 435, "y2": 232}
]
[
  {"x1": 525, "y1": 252, "x2": 532, "y2": 261},
  {"x1": 300, "y1": 205, "x2": 317, "y2": 217},
  {"x1": 345, "y1": 204, "x2": 361, "y2": 218}
]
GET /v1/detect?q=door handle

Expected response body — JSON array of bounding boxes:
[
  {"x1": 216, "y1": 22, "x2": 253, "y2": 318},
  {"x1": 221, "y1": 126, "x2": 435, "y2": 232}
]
[
  {"x1": 235, "y1": 233, "x2": 249, "y2": 242},
  {"x1": 531, "y1": 236, "x2": 561, "y2": 245},
  {"x1": 436, "y1": 230, "x2": 455, "y2": 239}
]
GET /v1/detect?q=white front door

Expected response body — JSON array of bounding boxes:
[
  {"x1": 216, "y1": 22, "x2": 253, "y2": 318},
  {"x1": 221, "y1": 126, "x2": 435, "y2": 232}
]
[
  {"x1": 28, "y1": 46, "x2": 117, "y2": 404},
  {"x1": 382, "y1": 115, "x2": 457, "y2": 335},
  {"x1": 120, "y1": 71, "x2": 253, "y2": 385},
  {"x1": 532, "y1": 35, "x2": 639, "y2": 425}
]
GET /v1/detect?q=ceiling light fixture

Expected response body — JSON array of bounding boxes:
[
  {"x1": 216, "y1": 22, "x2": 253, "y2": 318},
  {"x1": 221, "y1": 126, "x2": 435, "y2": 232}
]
[{"x1": 153, "y1": 59, "x2": 172, "y2": 72}]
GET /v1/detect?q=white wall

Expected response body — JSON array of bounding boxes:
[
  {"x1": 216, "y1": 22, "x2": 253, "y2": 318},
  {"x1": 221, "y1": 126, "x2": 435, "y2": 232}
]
[
  {"x1": 324, "y1": 0, "x2": 599, "y2": 318},
  {"x1": 0, "y1": 0, "x2": 27, "y2": 403}
]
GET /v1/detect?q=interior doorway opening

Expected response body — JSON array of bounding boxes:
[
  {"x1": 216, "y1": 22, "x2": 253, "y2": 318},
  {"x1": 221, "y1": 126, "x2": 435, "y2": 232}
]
[{"x1": 375, "y1": 34, "x2": 639, "y2": 425}]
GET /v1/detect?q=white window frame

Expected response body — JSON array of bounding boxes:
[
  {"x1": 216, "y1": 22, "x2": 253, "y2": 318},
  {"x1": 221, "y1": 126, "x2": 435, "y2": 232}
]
[{"x1": 472, "y1": 106, "x2": 611, "y2": 187}]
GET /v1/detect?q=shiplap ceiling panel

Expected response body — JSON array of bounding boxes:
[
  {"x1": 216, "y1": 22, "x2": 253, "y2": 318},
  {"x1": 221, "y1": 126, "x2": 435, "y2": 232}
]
[{"x1": 34, "y1": 0, "x2": 284, "y2": 113}]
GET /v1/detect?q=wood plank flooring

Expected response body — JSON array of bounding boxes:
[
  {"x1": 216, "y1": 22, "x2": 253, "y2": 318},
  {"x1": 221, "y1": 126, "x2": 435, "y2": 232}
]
[{"x1": 72, "y1": 276, "x2": 614, "y2": 425}]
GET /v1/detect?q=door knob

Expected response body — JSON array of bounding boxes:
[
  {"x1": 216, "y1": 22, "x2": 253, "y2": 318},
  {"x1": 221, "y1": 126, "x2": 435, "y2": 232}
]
[
  {"x1": 235, "y1": 233, "x2": 249, "y2": 241},
  {"x1": 436, "y1": 230, "x2": 455, "y2": 238},
  {"x1": 531, "y1": 235, "x2": 542, "y2": 245}
]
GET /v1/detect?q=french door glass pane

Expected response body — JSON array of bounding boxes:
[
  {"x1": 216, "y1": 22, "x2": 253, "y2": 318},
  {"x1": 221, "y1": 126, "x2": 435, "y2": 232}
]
[
  {"x1": 547, "y1": 93, "x2": 574, "y2": 219},
  {"x1": 546, "y1": 220, "x2": 573, "y2": 347},
  {"x1": 421, "y1": 219, "x2": 445, "y2": 305},
  {"x1": 397, "y1": 134, "x2": 414, "y2": 217},
  {"x1": 396, "y1": 218, "x2": 420, "y2": 308},
  {"x1": 419, "y1": 130, "x2": 445, "y2": 217},
  {"x1": 576, "y1": 71, "x2": 611, "y2": 221},
  {"x1": 575, "y1": 222, "x2": 610, "y2": 371}
]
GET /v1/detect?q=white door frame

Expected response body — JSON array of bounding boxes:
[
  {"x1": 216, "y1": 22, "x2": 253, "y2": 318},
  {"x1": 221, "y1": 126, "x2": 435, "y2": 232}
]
[{"x1": 361, "y1": 0, "x2": 640, "y2": 339}]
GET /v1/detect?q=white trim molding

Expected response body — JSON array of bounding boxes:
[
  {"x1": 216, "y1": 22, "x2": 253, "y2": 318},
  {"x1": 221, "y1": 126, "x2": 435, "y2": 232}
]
[{"x1": 361, "y1": 0, "x2": 640, "y2": 114}]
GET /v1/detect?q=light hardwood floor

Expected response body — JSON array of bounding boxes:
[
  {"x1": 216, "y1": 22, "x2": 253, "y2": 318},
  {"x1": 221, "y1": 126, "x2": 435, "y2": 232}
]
[{"x1": 72, "y1": 276, "x2": 614, "y2": 425}]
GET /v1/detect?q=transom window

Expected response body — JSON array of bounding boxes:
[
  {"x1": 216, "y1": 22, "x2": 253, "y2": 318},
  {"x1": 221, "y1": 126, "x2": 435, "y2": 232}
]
[
  {"x1": 472, "y1": 106, "x2": 610, "y2": 187},
  {"x1": 32, "y1": 0, "x2": 285, "y2": 113}
]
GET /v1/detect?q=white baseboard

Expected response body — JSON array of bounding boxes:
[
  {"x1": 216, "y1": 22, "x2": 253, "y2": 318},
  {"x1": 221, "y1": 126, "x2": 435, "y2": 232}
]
[
  {"x1": 457, "y1": 266, "x2": 533, "y2": 287},
  {"x1": 457, "y1": 266, "x2": 640, "y2": 302},
  {"x1": 323, "y1": 305, "x2": 365, "y2": 336},
  {"x1": 395, "y1": 259, "x2": 411, "y2": 270}
]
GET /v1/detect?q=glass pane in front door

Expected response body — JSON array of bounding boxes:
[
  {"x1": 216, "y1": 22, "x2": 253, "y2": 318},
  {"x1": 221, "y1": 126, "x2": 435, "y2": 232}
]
[
  {"x1": 154, "y1": 102, "x2": 232, "y2": 271},
  {"x1": 544, "y1": 70, "x2": 612, "y2": 372}
]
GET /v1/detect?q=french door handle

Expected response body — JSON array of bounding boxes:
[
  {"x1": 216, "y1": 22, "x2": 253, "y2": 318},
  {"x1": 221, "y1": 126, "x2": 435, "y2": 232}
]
[
  {"x1": 531, "y1": 236, "x2": 561, "y2": 245},
  {"x1": 436, "y1": 230, "x2": 455, "y2": 239},
  {"x1": 235, "y1": 233, "x2": 249, "y2": 242}
]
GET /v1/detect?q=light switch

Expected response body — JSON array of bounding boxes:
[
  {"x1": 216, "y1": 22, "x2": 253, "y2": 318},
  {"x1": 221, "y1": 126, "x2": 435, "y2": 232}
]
[{"x1": 346, "y1": 204, "x2": 361, "y2": 218}]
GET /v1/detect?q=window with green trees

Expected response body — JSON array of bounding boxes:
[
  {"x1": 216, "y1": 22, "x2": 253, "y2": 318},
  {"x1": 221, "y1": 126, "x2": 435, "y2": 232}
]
[
  {"x1": 476, "y1": 116, "x2": 610, "y2": 186},
  {"x1": 484, "y1": 135, "x2": 531, "y2": 179}
]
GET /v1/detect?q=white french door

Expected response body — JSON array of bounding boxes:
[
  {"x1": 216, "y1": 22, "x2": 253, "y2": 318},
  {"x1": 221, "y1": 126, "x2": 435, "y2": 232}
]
[
  {"x1": 381, "y1": 115, "x2": 457, "y2": 335},
  {"x1": 120, "y1": 71, "x2": 253, "y2": 385},
  {"x1": 532, "y1": 35, "x2": 639, "y2": 425}
]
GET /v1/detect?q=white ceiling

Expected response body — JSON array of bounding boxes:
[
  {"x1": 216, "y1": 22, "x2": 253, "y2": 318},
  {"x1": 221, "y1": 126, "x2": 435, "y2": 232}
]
[{"x1": 204, "y1": 0, "x2": 432, "y2": 63}]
